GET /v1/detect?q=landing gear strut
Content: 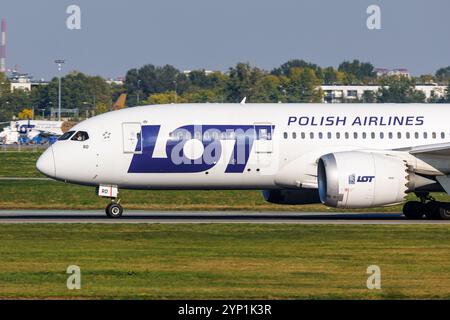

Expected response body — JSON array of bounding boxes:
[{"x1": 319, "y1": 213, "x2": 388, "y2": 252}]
[
  {"x1": 98, "y1": 185, "x2": 124, "y2": 218},
  {"x1": 403, "y1": 193, "x2": 450, "y2": 220}
]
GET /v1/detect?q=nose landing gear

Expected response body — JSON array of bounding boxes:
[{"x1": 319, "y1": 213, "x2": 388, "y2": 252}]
[
  {"x1": 403, "y1": 193, "x2": 450, "y2": 220},
  {"x1": 98, "y1": 184, "x2": 124, "y2": 218},
  {"x1": 106, "y1": 201, "x2": 124, "y2": 218}
]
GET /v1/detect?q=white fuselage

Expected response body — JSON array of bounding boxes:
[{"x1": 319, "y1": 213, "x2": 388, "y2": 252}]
[{"x1": 36, "y1": 103, "x2": 450, "y2": 190}]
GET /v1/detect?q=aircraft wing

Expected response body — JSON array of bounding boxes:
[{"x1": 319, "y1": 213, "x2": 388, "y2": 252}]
[{"x1": 396, "y1": 142, "x2": 450, "y2": 156}]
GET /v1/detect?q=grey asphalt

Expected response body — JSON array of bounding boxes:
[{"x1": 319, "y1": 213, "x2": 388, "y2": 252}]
[{"x1": 0, "y1": 210, "x2": 449, "y2": 224}]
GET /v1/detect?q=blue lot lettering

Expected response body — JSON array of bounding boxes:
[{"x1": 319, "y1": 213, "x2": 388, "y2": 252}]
[
  {"x1": 357, "y1": 176, "x2": 375, "y2": 182},
  {"x1": 128, "y1": 125, "x2": 274, "y2": 173}
]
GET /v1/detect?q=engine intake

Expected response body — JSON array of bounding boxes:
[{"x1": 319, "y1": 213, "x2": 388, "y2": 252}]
[{"x1": 318, "y1": 151, "x2": 408, "y2": 208}]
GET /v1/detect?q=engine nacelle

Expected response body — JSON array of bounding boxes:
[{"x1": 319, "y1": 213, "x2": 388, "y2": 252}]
[
  {"x1": 263, "y1": 189, "x2": 321, "y2": 205},
  {"x1": 317, "y1": 152, "x2": 408, "y2": 208}
]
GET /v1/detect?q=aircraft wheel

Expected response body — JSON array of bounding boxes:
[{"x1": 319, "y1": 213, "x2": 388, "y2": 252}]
[
  {"x1": 424, "y1": 201, "x2": 440, "y2": 220},
  {"x1": 106, "y1": 203, "x2": 123, "y2": 218},
  {"x1": 437, "y1": 203, "x2": 450, "y2": 220},
  {"x1": 402, "y1": 201, "x2": 424, "y2": 219}
]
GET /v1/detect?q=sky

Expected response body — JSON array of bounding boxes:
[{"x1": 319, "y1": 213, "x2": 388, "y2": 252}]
[{"x1": 1, "y1": 0, "x2": 450, "y2": 80}]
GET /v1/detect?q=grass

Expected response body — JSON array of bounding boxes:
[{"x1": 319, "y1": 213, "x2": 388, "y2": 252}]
[
  {"x1": 0, "y1": 151, "x2": 43, "y2": 177},
  {"x1": 0, "y1": 223, "x2": 449, "y2": 299}
]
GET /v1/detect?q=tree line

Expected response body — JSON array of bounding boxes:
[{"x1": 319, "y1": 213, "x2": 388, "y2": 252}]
[{"x1": 1, "y1": 59, "x2": 450, "y2": 122}]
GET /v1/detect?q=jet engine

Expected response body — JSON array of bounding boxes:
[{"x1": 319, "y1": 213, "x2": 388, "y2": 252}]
[
  {"x1": 317, "y1": 151, "x2": 410, "y2": 208},
  {"x1": 262, "y1": 189, "x2": 320, "y2": 205}
]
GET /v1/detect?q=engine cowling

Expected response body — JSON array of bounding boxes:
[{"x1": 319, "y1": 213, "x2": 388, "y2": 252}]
[
  {"x1": 317, "y1": 151, "x2": 408, "y2": 208},
  {"x1": 263, "y1": 189, "x2": 321, "y2": 205}
]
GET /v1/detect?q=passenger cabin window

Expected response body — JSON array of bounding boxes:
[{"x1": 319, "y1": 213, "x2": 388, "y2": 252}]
[
  {"x1": 58, "y1": 131, "x2": 75, "y2": 141},
  {"x1": 71, "y1": 131, "x2": 89, "y2": 142}
]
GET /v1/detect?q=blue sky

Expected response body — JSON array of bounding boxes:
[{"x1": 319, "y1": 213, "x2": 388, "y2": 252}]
[{"x1": 2, "y1": 0, "x2": 449, "y2": 80}]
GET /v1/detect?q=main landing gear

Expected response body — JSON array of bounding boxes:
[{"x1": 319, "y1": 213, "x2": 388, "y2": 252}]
[
  {"x1": 403, "y1": 193, "x2": 450, "y2": 220},
  {"x1": 98, "y1": 185, "x2": 124, "y2": 218}
]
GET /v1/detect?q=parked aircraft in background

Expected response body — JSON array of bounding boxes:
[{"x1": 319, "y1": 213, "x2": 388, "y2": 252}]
[
  {"x1": 0, "y1": 120, "x2": 63, "y2": 144},
  {"x1": 36, "y1": 103, "x2": 450, "y2": 220}
]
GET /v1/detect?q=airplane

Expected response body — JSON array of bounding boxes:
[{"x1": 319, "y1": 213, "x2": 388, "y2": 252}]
[
  {"x1": 0, "y1": 120, "x2": 63, "y2": 144},
  {"x1": 36, "y1": 103, "x2": 450, "y2": 220}
]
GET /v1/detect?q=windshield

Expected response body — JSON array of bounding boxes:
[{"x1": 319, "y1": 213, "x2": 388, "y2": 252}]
[
  {"x1": 58, "y1": 131, "x2": 75, "y2": 141},
  {"x1": 71, "y1": 131, "x2": 90, "y2": 142}
]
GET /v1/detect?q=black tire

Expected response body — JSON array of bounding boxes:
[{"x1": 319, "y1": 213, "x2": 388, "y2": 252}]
[
  {"x1": 438, "y1": 203, "x2": 450, "y2": 220},
  {"x1": 424, "y1": 202, "x2": 440, "y2": 220},
  {"x1": 402, "y1": 201, "x2": 424, "y2": 219},
  {"x1": 106, "y1": 203, "x2": 123, "y2": 218}
]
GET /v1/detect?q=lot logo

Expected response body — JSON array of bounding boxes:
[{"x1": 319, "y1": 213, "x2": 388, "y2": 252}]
[
  {"x1": 357, "y1": 176, "x2": 375, "y2": 183},
  {"x1": 128, "y1": 124, "x2": 274, "y2": 174},
  {"x1": 349, "y1": 174, "x2": 375, "y2": 184}
]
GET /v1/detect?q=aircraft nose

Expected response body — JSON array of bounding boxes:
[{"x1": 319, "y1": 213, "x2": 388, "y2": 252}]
[{"x1": 36, "y1": 147, "x2": 56, "y2": 178}]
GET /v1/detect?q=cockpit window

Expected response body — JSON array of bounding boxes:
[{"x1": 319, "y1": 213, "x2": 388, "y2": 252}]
[
  {"x1": 58, "y1": 131, "x2": 75, "y2": 141},
  {"x1": 71, "y1": 131, "x2": 90, "y2": 142}
]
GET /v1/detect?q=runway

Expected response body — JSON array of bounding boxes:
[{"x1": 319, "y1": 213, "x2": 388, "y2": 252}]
[{"x1": 0, "y1": 210, "x2": 449, "y2": 224}]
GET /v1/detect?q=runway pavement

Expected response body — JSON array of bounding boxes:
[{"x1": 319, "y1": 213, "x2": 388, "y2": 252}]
[{"x1": 0, "y1": 210, "x2": 449, "y2": 224}]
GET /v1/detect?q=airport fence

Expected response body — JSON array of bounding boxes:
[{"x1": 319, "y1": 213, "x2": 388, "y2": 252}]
[{"x1": 0, "y1": 144, "x2": 48, "y2": 152}]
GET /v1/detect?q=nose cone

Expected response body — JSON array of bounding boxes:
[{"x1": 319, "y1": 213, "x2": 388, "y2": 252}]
[{"x1": 36, "y1": 147, "x2": 56, "y2": 178}]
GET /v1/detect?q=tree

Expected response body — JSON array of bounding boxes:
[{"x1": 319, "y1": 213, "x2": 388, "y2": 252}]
[
  {"x1": 272, "y1": 59, "x2": 322, "y2": 79},
  {"x1": 417, "y1": 74, "x2": 436, "y2": 84},
  {"x1": 338, "y1": 60, "x2": 375, "y2": 83},
  {"x1": 147, "y1": 91, "x2": 182, "y2": 105},
  {"x1": 361, "y1": 90, "x2": 376, "y2": 103},
  {"x1": 181, "y1": 89, "x2": 221, "y2": 103},
  {"x1": 37, "y1": 71, "x2": 111, "y2": 115},
  {"x1": 0, "y1": 72, "x2": 10, "y2": 97},
  {"x1": 124, "y1": 64, "x2": 188, "y2": 106},
  {"x1": 436, "y1": 66, "x2": 450, "y2": 84},
  {"x1": 95, "y1": 102, "x2": 110, "y2": 114},
  {"x1": 445, "y1": 85, "x2": 450, "y2": 102},
  {"x1": 252, "y1": 75, "x2": 285, "y2": 103},
  {"x1": 377, "y1": 76, "x2": 425, "y2": 103},
  {"x1": 286, "y1": 67, "x2": 322, "y2": 102},
  {"x1": 225, "y1": 63, "x2": 265, "y2": 102},
  {"x1": 18, "y1": 108, "x2": 33, "y2": 119}
]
